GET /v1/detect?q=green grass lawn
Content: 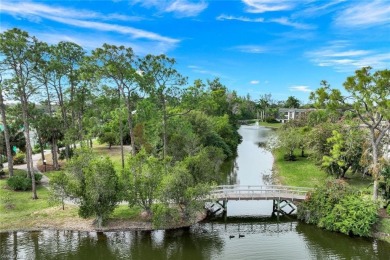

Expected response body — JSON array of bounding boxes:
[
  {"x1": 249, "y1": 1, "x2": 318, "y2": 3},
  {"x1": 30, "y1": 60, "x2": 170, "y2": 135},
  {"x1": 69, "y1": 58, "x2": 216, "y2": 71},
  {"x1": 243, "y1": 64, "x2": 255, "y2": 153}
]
[
  {"x1": 273, "y1": 149, "x2": 327, "y2": 187},
  {"x1": 258, "y1": 122, "x2": 282, "y2": 129},
  {"x1": 273, "y1": 148, "x2": 372, "y2": 190},
  {"x1": 0, "y1": 178, "x2": 52, "y2": 230}
]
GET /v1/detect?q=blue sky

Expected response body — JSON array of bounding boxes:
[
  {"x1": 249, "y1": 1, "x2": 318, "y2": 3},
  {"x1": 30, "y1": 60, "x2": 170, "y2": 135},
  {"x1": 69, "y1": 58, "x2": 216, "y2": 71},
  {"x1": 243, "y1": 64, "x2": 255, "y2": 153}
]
[{"x1": 1, "y1": 0, "x2": 389, "y2": 103}]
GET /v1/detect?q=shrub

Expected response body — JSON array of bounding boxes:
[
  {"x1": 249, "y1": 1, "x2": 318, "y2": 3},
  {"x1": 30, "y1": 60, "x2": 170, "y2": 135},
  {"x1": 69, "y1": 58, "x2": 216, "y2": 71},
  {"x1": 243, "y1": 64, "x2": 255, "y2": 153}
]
[
  {"x1": 7, "y1": 176, "x2": 32, "y2": 191},
  {"x1": 34, "y1": 173, "x2": 43, "y2": 183},
  {"x1": 59, "y1": 148, "x2": 74, "y2": 160},
  {"x1": 265, "y1": 117, "x2": 278, "y2": 123},
  {"x1": 298, "y1": 179, "x2": 378, "y2": 237},
  {"x1": 13, "y1": 153, "x2": 25, "y2": 165},
  {"x1": 152, "y1": 203, "x2": 180, "y2": 228},
  {"x1": 319, "y1": 195, "x2": 378, "y2": 236}
]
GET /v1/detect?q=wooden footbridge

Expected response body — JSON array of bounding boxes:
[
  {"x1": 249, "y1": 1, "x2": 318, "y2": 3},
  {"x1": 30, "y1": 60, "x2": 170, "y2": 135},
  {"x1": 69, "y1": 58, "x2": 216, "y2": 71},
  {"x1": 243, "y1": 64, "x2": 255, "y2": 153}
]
[{"x1": 207, "y1": 185, "x2": 312, "y2": 217}]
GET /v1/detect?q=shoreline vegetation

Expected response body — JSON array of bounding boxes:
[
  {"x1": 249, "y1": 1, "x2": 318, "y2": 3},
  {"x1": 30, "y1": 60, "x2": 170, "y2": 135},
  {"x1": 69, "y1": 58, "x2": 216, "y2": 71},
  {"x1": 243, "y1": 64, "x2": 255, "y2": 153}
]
[
  {"x1": 0, "y1": 174, "x2": 207, "y2": 233},
  {"x1": 270, "y1": 125, "x2": 390, "y2": 243},
  {"x1": 1, "y1": 124, "x2": 389, "y2": 244}
]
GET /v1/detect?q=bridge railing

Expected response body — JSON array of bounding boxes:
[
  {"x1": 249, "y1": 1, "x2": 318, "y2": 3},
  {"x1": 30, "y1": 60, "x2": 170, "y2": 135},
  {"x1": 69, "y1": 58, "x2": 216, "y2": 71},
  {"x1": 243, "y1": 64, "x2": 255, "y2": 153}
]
[{"x1": 208, "y1": 185, "x2": 313, "y2": 200}]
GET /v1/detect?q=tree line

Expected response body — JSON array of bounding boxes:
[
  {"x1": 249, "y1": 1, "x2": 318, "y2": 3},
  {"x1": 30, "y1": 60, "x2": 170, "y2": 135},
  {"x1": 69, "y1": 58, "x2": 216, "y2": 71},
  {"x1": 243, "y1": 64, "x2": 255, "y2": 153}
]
[
  {"x1": 0, "y1": 28, "x2": 258, "y2": 226},
  {"x1": 272, "y1": 67, "x2": 390, "y2": 201}
]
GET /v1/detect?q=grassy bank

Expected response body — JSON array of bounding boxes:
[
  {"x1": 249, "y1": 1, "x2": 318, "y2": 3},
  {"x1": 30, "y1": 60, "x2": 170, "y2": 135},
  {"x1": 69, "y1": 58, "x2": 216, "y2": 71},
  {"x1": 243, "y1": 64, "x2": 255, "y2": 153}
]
[
  {"x1": 272, "y1": 149, "x2": 327, "y2": 187},
  {"x1": 258, "y1": 122, "x2": 282, "y2": 129},
  {"x1": 0, "y1": 177, "x2": 148, "y2": 232},
  {"x1": 273, "y1": 148, "x2": 373, "y2": 190},
  {"x1": 272, "y1": 148, "x2": 390, "y2": 242}
]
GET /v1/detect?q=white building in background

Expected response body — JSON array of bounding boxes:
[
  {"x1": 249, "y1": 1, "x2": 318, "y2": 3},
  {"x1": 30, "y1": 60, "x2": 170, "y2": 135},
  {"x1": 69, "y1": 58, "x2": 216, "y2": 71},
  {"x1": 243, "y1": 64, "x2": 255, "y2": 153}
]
[{"x1": 277, "y1": 108, "x2": 315, "y2": 123}]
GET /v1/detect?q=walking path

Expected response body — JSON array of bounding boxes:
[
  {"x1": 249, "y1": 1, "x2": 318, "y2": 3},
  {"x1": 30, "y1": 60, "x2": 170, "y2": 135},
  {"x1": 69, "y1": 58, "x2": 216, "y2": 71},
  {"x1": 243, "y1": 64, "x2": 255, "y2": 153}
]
[{"x1": 3, "y1": 150, "x2": 51, "y2": 187}]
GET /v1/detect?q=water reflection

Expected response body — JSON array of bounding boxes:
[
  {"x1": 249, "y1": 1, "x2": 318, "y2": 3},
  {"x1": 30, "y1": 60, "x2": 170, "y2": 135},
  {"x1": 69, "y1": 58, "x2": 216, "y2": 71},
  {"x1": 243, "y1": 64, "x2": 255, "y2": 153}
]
[{"x1": 2, "y1": 221, "x2": 389, "y2": 260}]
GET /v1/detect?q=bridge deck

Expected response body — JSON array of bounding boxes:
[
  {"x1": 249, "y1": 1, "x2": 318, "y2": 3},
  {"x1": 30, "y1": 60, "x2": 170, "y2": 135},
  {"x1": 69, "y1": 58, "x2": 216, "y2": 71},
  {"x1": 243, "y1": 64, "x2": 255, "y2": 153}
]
[{"x1": 209, "y1": 185, "x2": 311, "y2": 202}]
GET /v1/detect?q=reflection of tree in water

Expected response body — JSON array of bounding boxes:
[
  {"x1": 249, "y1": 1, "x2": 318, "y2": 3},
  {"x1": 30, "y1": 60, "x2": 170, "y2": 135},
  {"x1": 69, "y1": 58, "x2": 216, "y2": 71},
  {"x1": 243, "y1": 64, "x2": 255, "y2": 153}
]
[
  {"x1": 261, "y1": 171, "x2": 275, "y2": 185},
  {"x1": 126, "y1": 228, "x2": 224, "y2": 260},
  {"x1": 1, "y1": 229, "x2": 224, "y2": 260},
  {"x1": 295, "y1": 222, "x2": 390, "y2": 259},
  {"x1": 220, "y1": 159, "x2": 238, "y2": 185}
]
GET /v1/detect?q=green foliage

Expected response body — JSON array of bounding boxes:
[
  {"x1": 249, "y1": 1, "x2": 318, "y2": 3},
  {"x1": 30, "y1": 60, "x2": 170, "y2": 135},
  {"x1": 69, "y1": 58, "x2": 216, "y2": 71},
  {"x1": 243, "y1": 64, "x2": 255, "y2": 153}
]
[
  {"x1": 7, "y1": 176, "x2": 32, "y2": 191},
  {"x1": 59, "y1": 148, "x2": 74, "y2": 160},
  {"x1": 123, "y1": 148, "x2": 166, "y2": 213},
  {"x1": 66, "y1": 149, "x2": 120, "y2": 227},
  {"x1": 320, "y1": 195, "x2": 378, "y2": 236},
  {"x1": 265, "y1": 117, "x2": 278, "y2": 123},
  {"x1": 49, "y1": 172, "x2": 70, "y2": 210},
  {"x1": 298, "y1": 180, "x2": 378, "y2": 237},
  {"x1": 321, "y1": 126, "x2": 366, "y2": 178},
  {"x1": 34, "y1": 173, "x2": 42, "y2": 183},
  {"x1": 13, "y1": 152, "x2": 25, "y2": 165},
  {"x1": 151, "y1": 203, "x2": 180, "y2": 228},
  {"x1": 97, "y1": 130, "x2": 117, "y2": 148}
]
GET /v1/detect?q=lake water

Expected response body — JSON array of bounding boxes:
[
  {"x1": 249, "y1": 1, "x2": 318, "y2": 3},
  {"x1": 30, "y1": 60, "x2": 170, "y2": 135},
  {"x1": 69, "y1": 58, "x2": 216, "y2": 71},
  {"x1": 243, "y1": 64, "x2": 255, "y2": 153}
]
[{"x1": 1, "y1": 125, "x2": 389, "y2": 259}]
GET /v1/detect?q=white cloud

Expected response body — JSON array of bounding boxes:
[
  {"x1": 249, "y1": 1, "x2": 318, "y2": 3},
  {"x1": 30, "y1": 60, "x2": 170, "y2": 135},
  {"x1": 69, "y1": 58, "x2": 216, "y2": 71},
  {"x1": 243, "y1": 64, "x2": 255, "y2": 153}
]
[
  {"x1": 166, "y1": 0, "x2": 208, "y2": 17},
  {"x1": 242, "y1": 0, "x2": 296, "y2": 13},
  {"x1": 188, "y1": 65, "x2": 221, "y2": 77},
  {"x1": 0, "y1": 1, "x2": 142, "y2": 22},
  {"x1": 234, "y1": 45, "x2": 267, "y2": 53},
  {"x1": 306, "y1": 41, "x2": 390, "y2": 72},
  {"x1": 0, "y1": 1, "x2": 178, "y2": 46},
  {"x1": 270, "y1": 17, "x2": 315, "y2": 30},
  {"x1": 217, "y1": 14, "x2": 264, "y2": 22},
  {"x1": 132, "y1": 0, "x2": 207, "y2": 17},
  {"x1": 334, "y1": 0, "x2": 390, "y2": 28},
  {"x1": 31, "y1": 31, "x2": 175, "y2": 54},
  {"x1": 217, "y1": 14, "x2": 313, "y2": 30},
  {"x1": 250, "y1": 80, "x2": 260, "y2": 84},
  {"x1": 296, "y1": 0, "x2": 346, "y2": 18},
  {"x1": 289, "y1": 85, "x2": 311, "y2": 92}
]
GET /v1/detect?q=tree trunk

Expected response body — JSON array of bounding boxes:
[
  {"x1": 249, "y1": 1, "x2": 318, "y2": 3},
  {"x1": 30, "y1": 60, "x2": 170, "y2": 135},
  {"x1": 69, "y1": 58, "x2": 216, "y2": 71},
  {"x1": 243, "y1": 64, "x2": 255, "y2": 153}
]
[
  {"x1": 371, "y1": 128, "x2": 379, "y2": 201},
  {"x1": 118, "y1": 88, "x2": 124, "y2": 169},
  {"x1": 38, "y1": 134, "x2": 45, "y2": 163},
  {"x1": 52, "y1": 139, "x2": 59, "y2": 170},
  {"x1": 0, "y1": 89, "x2": 13, "y2": 176},
  {"x1": 123, "y1": 94, "x2": 136, "y2": 156},
  {"x1": 21, "y1": 98, "x2": 37, "y2": 199},
  {"x1": 162, "y1": 98, "x2": 168, "y2": 159}
]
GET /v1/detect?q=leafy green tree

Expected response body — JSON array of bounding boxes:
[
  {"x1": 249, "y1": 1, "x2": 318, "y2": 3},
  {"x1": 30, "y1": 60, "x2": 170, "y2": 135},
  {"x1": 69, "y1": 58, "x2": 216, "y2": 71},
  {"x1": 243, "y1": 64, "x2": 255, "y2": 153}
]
[
  {"x1": 66, "y1": 149, "x2": 120, "y2": 227},
  {"x1": 0, "y1": 28, "x2": 42, "y2": 199},
  {"x1": 123, "y1": 148, "x2": 166, "y2": 215},
  {"x1": 343, "y1": 67, "x2": 390, "y2": 200},
  {"x1": 92, "y1": 44, "x2": 142, "y2": 156},
  {"x1": 284, "y1": 96, "x2": 301, "y2": 108},
  {"x1": 311, "y1": 67, "x2": 390, "y2": 199},
  {"x1": 49, "y1": 172, "x2": 71, "y2": 210},
  {"x1": 139, "y1": 54, "x2": 187, "y2": 158},
  {"x1": 276, "y1": 126, "x2": 305, "y2": 161},
  {"x1": 45, "y1": 41, "x2": 85, "y2": 159},
  {"x1": 322, "y1": 127, "x2": 366, "y2": 178},
  {"x1": 158, "y1": 162, "x2": 209, "y2": 224},
  {"x1": 0, "y1": 75, "x2": 14, "y2": 176}
]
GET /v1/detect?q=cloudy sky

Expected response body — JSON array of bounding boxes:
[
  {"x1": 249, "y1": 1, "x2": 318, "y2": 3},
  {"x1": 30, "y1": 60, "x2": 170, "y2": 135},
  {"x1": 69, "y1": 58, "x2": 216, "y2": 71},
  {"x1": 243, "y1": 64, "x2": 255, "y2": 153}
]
[{"x1": 1, "y1": 0, "x2": 389, "y2": 102}]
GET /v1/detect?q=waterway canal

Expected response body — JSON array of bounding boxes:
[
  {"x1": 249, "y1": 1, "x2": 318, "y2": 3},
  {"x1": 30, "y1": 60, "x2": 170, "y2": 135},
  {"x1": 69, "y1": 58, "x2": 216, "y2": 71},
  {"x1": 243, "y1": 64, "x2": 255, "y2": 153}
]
[{"x1": 1, "y1": 125, "x2": 389, "y2": 259}]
